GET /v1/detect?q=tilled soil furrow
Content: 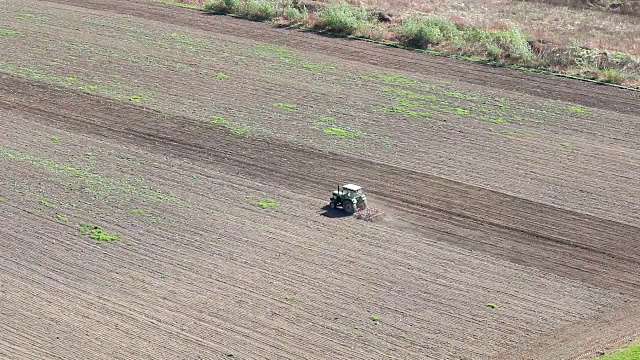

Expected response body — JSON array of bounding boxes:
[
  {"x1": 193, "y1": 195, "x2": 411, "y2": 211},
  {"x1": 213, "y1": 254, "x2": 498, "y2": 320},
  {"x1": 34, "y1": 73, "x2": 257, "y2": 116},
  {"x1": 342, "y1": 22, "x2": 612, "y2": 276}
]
[
  {"x1": 0, "y1": 249, "x2": 251, "y2": 358},
  {"x1": 1, "y1": 119, "x2": 624, "y2": 359},
  {"x1": 0, "y1": 177, "x2": 348, "y2": 357},
  {"x1": 0, "y1": 336, "x2": 54, "y2": 360},
  {"x1": 0, "y1": 164, "x2": 425, "y2": 358},
  {"x1": 2, "y1": 73, "x2": 639, "y2": 297},
  {"x1": 1, "y1": 41, "x2": 638, "y2": 226},
  {"x1": 2, "y1": 181, "x2": 456, "y2": 356}
]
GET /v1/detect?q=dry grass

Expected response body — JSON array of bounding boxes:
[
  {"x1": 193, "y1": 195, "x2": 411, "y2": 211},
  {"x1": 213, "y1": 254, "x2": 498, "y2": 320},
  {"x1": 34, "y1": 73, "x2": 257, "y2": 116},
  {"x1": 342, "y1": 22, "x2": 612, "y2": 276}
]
[
  {"x1": 164, "y1": 0, "x2": 640, "y2": 86},
  {"x1": 526, "y1": 0, "x2": 640, "y2": 16},
  {"x1": 354, "y1": 0, "x2": 640, "y2": 56}
]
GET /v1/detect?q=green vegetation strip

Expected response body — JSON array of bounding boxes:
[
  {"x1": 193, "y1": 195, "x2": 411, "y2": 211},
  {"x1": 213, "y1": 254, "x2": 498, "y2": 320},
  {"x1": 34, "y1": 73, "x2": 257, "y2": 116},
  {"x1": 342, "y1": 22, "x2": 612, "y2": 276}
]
[
  {"x1": 0, "y1": 147, "x2": 176, "y2": 203},
  {"x1": 153, "y1": 0, "x2": 639, "y2": 91},
  {"x1": 597, "y1": 342, "x2": 640, "y2": 359},
  {"x1": 255, "y1": 43, "x2": 336, "y2": 71},
  {"x1": 0, "y1": 62, "x2": 152, "y2": 102},
  {"x1": 0, "y1": 27, "x2": 20, "y2": 36}
]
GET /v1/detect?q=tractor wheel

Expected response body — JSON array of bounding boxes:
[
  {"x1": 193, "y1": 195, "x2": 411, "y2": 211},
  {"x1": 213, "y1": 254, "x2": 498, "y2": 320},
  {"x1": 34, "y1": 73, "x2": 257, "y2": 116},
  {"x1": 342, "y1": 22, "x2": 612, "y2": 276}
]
[
  {"x1": 329, "y1": 202, "x2": 336, "y2": 209},
  {"x1": 343, "y1": 200, "x2": 356, "y2": 215}
]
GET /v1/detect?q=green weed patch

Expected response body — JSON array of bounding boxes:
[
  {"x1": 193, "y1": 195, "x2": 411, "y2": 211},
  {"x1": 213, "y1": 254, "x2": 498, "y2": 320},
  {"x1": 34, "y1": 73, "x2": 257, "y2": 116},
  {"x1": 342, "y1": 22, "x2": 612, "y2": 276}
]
[
  {"x1": 0, "y1": 28, "x2": 20, "y2": 36},
  {"x1": 79, "y1": 223, "x2": 120, "y2": 243},
  {"x1": 322, "y1": 127, "x2": 359, "y2": 139},
  {"x1": 128, "y1": 93, "x2": 146, "y2": 103},
  {"x1": 381, "y1": 106, "x2": 431, "y2": 118},
  {"x1": 39, "y1": 198, "x2": 54, "y2": 207},
  {"x1": 453, "y1": 108, "x2": 471, "y2": 116},
  {"x1": 364, "y1": 72, "x2": 420, "y2": 87},
  {"x1": 273, "y1": 103, "x2": 297, "y2": 110},
  {"x1": 210, "y1": 116, "x2": 230, "y2": 125},
  {"x1": 168, "y1": 32, "x2": 196, "y2": 46},
  {"x1": 311, "y1": 116, "x2": 361, "y2": 139},
  {"x1": 569, "y1": 105, "x2": 591, "y2": 114},
  {"x1": 255, "y1": 43, "x2": 336, "y2": 72},
  {"x1": 130, "y1": 208, "x2": 161, "y2": 223},
  {"x1": 18, "y1": 11, "x2": 36, "y2": 20},
  {"x1": 153, "y1": 0, "x2": 202, "y2": 9},
  {"x1": 208, "y1": 116, "x2": 250, "y2": 136},
  {"x1": 256, "y1": 198, "x2": 278, "y2": 209},
  {"x1": 214, "y1": 72, "x2": 231, "y2": 80}
]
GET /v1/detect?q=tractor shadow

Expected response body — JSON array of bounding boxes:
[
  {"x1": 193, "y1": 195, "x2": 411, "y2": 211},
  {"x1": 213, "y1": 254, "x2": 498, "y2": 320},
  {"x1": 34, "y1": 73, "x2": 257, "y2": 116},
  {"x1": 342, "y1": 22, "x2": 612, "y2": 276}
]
[{"x1": 319, "y1": 205, "x2": 352, "y2": 219}]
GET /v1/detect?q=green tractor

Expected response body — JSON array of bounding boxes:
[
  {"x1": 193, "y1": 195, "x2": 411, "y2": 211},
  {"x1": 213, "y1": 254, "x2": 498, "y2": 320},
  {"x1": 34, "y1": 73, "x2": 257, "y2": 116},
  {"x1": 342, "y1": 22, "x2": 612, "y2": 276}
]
[{"x1": 329, "y1": 184, "x2": 367, "y2": 215}]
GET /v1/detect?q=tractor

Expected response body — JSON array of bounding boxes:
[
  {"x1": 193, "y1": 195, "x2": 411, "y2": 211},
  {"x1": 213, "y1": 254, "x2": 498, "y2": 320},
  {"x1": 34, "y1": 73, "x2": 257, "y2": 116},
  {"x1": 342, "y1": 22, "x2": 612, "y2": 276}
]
[{"x1": 329, "y1": 184, "x2": 368, "y2": 215}]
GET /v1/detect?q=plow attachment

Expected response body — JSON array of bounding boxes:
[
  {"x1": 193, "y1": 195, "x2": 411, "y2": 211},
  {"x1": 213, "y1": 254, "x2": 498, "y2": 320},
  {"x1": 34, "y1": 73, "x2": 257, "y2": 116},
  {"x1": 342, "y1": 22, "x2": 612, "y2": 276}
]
[{"x1": 354, "y1": 206, "x2": 384, "y2": 222}]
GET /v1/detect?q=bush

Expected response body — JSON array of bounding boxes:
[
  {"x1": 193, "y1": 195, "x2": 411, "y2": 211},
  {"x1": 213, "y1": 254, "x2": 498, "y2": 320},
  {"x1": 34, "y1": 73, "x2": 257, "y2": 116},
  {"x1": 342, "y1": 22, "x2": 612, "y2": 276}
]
[
  {"x1": 601, "y1": 68, "x2": 624, "y2": 84},
  {"x1": 396, "y1": 15, "x2": 461, "y2": 48},
  {"x1": 204, "y1": 0, "x2": 239, "y2": 14},
  {"x1": 205, "y1": 0, "x2": 285, "y2": 21},
  {"x1": 284, "y1": 5, "x2": 309, "y2": 23},
  {"x1": 317, "y1": 1, "x2": 371, "y2": 34},
  {"x1": 469, "y1": 28, "x2": 535, "y2": 61},
  {"x1": 242, "y1": 0, "x2": 279, "y2": 21},
  {"x1": 396, "y1": 15, "x2": 534, "y2": 62}
]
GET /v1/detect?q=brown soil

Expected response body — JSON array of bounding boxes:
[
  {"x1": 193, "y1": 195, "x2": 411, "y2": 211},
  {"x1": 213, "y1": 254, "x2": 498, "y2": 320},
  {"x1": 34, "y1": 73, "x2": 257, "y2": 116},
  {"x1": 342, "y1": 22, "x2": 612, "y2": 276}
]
[{"x1": 1, "y1": 0, "x2": 640, "y2": 359}]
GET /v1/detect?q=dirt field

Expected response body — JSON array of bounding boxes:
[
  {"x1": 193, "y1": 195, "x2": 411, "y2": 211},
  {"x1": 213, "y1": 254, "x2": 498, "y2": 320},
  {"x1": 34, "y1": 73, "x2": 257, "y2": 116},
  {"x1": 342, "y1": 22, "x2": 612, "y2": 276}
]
[{"x1": 1, "y1": 0, "x2": 640, "y2": 359}]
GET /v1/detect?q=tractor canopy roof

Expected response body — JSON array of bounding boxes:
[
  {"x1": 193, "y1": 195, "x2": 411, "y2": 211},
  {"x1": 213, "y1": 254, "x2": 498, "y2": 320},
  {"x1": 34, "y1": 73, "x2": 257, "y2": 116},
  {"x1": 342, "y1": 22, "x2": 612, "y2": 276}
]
[{"x1": 342, "y1": 184, "x2": 363, "y2": 191}]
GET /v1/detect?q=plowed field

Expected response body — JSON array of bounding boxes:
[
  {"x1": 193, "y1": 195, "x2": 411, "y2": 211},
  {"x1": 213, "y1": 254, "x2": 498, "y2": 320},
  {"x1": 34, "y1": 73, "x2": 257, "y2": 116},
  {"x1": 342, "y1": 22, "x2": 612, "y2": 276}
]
[{"x1": 1, "y1": 1, "x2": 640, "y2": 359}]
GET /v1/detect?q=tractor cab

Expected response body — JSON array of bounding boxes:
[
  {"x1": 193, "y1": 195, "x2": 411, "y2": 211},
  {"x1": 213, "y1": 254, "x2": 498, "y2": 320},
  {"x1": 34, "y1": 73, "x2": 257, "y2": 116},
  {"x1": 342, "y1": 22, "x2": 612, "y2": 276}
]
[{"x1": 333, "y1": 184, "x2": 363, "y2": 198}]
